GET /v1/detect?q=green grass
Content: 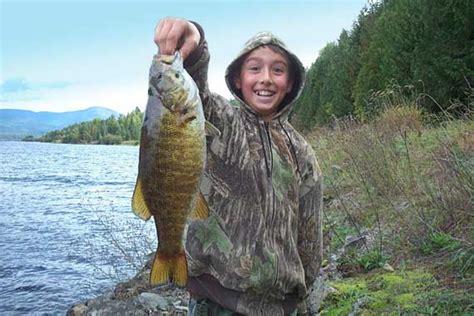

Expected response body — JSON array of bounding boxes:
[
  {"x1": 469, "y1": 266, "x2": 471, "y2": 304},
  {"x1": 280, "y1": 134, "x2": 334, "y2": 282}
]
[{"x1": 321, "y1": 268, "x2": 473, "y2": 315}]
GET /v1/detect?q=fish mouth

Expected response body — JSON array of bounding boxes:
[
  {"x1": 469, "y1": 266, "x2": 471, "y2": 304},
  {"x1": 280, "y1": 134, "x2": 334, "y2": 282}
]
[
  {"x1": 157, "y1": 54, "x2": 175, "y2": 65},
  {"x1": 157, "y1": 51, "x2": 182, "y2": 65}
]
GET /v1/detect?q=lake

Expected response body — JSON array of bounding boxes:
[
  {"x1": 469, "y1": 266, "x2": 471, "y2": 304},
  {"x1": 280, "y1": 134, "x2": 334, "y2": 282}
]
[{"x1": 0, "y1": 141, "x2": 156, "y2": 314}]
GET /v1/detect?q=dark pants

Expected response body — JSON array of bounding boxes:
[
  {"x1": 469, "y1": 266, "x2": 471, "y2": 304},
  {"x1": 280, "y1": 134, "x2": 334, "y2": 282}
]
[{"x1": 189, "y1": 298, "x2": 298, "y2": 316}]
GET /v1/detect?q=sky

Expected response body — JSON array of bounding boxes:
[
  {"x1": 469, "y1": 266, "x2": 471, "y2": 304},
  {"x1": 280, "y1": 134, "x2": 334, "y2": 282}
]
[{"x1": 1, "y1": 0, "x2": 368, "y2": 114}]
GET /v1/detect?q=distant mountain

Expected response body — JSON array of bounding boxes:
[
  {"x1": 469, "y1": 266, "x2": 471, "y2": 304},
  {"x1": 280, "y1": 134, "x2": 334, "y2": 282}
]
[{"x1": 0, "y1": 107, "x2": 120, "y2": 140}]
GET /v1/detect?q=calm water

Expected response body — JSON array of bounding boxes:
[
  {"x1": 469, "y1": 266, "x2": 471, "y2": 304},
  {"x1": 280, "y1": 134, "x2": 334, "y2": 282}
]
[{"x1": 0, "y1": 141, "x2": 156, "y2": 315}]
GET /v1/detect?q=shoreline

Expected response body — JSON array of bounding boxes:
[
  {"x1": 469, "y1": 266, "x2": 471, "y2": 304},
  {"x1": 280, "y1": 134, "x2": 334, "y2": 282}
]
[
  {"x1": 67, "y1": 257, "x2": 189, "y2": 316},
  {"x1": 15, "y1": 139, "x2": 139, "y2": 146}
]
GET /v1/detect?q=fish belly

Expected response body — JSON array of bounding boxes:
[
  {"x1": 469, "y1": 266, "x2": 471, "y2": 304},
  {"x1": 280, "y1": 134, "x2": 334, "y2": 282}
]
[{"x1": 145, "y1": 111, "x2": 205, "y2": 255}]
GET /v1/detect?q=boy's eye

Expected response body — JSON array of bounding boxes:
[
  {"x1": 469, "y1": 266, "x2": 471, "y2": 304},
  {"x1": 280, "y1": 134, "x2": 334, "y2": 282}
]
[
  {"x1": 248, "y1": 66, "x2": 260, "y2": 72},
  {"x1": 274, "y1": 67, "x2": 286, "y2": 74}
]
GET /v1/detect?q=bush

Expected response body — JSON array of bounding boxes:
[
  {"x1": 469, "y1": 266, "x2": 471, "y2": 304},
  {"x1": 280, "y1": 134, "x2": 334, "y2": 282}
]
[
  {"x1": 100, "y1": 134, "x2": 123, "y2": 145},
  {"x1": 313, "y1": 89, "x2": 473, "y2": 279},
  {"x1": 420, "y1": 232, "x2": 461, "y2": 255},
  {"x1": 358, "y1": 250, "x2": 390, "y2": 272}
]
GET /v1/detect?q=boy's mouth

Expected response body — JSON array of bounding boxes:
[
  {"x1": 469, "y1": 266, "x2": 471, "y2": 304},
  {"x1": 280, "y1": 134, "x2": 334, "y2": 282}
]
[{"x1": 255, "y1": 90, "x2": 275, "y2": 97}]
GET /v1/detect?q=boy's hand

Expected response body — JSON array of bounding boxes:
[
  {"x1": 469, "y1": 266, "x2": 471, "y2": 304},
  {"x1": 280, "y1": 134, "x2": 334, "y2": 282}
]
[{"x1": 154, "y1": 18, "x2": 201, "y2": 60}]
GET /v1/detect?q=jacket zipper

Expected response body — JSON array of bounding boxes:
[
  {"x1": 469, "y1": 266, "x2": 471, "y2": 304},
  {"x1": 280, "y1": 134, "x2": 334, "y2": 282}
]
[
  {"x1": 264, "y1": 122, "x2": 273, "y2": 177},
  {"x1": 258, "y1": 120, "x2": 272, "y2": 179},
  {"x1": 264, "y1": 121, "x2": 280, "y2": 290}
]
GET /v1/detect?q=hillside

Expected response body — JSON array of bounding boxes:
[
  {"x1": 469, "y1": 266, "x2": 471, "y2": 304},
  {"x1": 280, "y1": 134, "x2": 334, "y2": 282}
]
[
  {"x1": 311, "y1": 104, "x2": 473, "y2": 314},
  {"x1": 0, "y1": 107, "x2": 119, "y2": 140}
]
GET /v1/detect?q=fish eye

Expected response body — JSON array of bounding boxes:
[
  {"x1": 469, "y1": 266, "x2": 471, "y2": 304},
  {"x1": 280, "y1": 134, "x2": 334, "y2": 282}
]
[{"x1": 175, "y1": 73, "x2": 180, "y2": 78}]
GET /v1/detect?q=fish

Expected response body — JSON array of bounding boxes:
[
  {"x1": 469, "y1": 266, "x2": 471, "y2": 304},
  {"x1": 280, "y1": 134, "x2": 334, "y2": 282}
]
[{"x1": 132, "y1": 52, "x2": 211, "y2": 287}]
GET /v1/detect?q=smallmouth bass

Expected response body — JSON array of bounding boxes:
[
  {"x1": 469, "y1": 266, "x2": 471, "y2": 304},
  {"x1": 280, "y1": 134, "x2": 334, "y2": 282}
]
[{"x1": 132, "y1": 53, "x2": 210, "y2": 287}]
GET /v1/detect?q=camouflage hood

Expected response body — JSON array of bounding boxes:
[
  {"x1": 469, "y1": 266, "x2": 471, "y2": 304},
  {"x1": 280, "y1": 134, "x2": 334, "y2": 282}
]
[{"x1": 225, "y1": 32, "x2": 306, "y2": 121}]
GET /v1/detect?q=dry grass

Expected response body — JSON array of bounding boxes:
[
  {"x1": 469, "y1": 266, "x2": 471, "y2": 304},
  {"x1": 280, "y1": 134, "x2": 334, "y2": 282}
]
[{"x1": 309, "y1": 89, "x2": 473, "y2": 280}]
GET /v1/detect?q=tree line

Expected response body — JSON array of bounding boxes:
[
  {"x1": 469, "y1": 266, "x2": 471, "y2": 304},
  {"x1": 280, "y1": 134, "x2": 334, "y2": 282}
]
[
  {"x1": 31, "y1": 107, "x2": 143, "y2": 144},
  {"x1": 291, "y1": 0, "x2": 473, "y2": 128}
]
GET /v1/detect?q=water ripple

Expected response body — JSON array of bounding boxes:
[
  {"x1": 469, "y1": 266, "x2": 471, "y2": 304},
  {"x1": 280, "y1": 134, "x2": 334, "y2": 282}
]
[{"x1": 0, "y1": 141, "x2": 153, "y2": 314}]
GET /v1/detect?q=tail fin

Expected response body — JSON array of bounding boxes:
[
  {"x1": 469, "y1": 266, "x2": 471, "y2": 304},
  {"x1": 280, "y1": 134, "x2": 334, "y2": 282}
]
[{"x1": 150, "y1": 250, "x2": 188, "y2": 287}]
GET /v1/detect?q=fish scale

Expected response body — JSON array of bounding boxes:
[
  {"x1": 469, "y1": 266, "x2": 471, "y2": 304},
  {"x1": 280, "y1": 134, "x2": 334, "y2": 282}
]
[{"x1": 153, "y1": 112, "x2": 203, "y2": 251}]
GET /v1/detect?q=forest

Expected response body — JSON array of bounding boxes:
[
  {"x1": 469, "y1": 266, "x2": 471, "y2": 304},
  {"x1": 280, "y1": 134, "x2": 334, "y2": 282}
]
[
  {"x1": 31, "y1": 107, "x2": 143, "y2": 144},
  {"x1": 291, "y1": 0, "x2": 472, "y2": 128}
]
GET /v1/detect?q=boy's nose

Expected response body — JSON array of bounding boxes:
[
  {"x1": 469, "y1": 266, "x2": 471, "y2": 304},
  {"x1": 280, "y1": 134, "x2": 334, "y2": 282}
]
[{"x1": 259, "y1": 68, "x2": 273, "y2": 84}]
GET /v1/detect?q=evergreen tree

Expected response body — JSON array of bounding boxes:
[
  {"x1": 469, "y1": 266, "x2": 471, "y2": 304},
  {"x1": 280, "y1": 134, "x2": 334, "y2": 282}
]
[{"x1": 291, "y1": 0, "x2": 472, "y2": 128}]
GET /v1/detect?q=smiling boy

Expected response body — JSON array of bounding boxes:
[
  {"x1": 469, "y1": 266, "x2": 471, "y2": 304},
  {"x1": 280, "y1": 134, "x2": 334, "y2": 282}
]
[
  {"x1": 235, "y1": 46, "x2": 293, "y2": 121},
  {"x1": 155, "y1": 18, "x2": 323, "y2": 316}
]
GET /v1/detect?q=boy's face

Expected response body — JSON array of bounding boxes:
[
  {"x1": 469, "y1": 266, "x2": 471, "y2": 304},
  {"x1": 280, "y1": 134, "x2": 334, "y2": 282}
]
[{"x1": 235, "y1": 46, "x2": 293, "y2": 120}]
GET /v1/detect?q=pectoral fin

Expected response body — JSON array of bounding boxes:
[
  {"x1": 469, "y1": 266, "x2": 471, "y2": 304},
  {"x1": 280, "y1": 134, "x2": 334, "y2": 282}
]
[
  {"x1": 132, "y1": 177, "x2": 152, "y2": 220},
  {"x1": 178, "y1": 110, "x2": 197, "y2": 126},
  {"x1": 189, "y1": 192, "x2": 209, "y2": 220},
  {"x1": 205, "y1": 121, "x2": 221, "y2": 137}
]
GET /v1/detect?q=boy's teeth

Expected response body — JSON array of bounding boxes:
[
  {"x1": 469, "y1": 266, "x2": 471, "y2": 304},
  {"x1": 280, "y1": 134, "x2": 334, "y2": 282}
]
[{"x1": 256, "y1": 90, "x2": 274, "y2": 96}]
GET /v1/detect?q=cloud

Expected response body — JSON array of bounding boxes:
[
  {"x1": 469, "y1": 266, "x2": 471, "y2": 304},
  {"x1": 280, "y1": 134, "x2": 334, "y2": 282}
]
[
  {"x1": 0, "y1": 78, "x2": 74, "y2": 102},
  {"x1": 0, "y1": 78, "x2": 31, "y2": 93},
  {"x1": 41, "y1": 81, "x2": 72, "y2": 89}
]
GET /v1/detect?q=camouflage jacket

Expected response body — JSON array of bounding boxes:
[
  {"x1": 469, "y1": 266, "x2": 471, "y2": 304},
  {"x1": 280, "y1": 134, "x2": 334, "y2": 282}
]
[{"x1": 184, "y1": 23, "x2": 323, "y2": 316}]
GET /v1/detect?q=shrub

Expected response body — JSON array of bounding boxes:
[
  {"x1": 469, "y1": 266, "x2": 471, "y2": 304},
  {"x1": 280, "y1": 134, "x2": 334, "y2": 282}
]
[
  {"x1": 358, "y1": 250, "x2": 390, "y2": 272},
  {"x1": 100, "y1": 134, "x2": 123, "y2": 145},
  {"x1": 314, "y1": 88, "x2": 473, "y2": 279}
]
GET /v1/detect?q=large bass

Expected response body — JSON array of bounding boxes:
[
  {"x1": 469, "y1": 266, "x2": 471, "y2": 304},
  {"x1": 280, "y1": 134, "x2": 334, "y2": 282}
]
[{"x1": 132, "y1": 53, "x2": 210, "y2": 287}]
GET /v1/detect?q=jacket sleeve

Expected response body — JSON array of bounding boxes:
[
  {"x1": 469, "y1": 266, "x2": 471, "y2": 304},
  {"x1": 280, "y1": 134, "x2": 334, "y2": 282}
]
[
  {"x1": 184, "y1": 22, "x2": 210, "y2": 105},
  {"x1": 184, "y1": 21, "x2": 233, "y2": 130},
  {"x1": 297, "y1": 143, "x2": 323, "y2": 289}
]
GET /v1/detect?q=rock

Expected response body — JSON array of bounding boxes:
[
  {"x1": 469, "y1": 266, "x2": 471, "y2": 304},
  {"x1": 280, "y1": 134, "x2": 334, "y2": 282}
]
[
  {"x1": 66, "y1": 258, "x2": 188, "y2": 316},
  {"x1": 344, "y1": 231, "x2": 374, "y2": 250},
  {"x1": 307, "y1": 274, "x2": 326, "y2": 314},
  {"x1": 349, "y1": 296, "x2": 372, "y2": 316},
  {"x1": 138, "y1": 292, "x2": 169, "y2": 311},
  {"x1": 66, "y1": 303, "x2": 87, "y2": 316},
  {"x1": 383, "y1": 262, "x2": 395, "y2": 272},
  {"x1": 325, "y1": 286, "x2": 338, "y2": 295},
  {"x1": 85, "y1": 297, "x2": 148, "y2": 316}
]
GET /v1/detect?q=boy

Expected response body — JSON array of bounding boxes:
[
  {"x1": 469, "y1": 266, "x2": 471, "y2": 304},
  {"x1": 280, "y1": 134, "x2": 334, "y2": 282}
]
[{"x1": 155, "y1": 18, "x2": 323, "y2": 315}]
